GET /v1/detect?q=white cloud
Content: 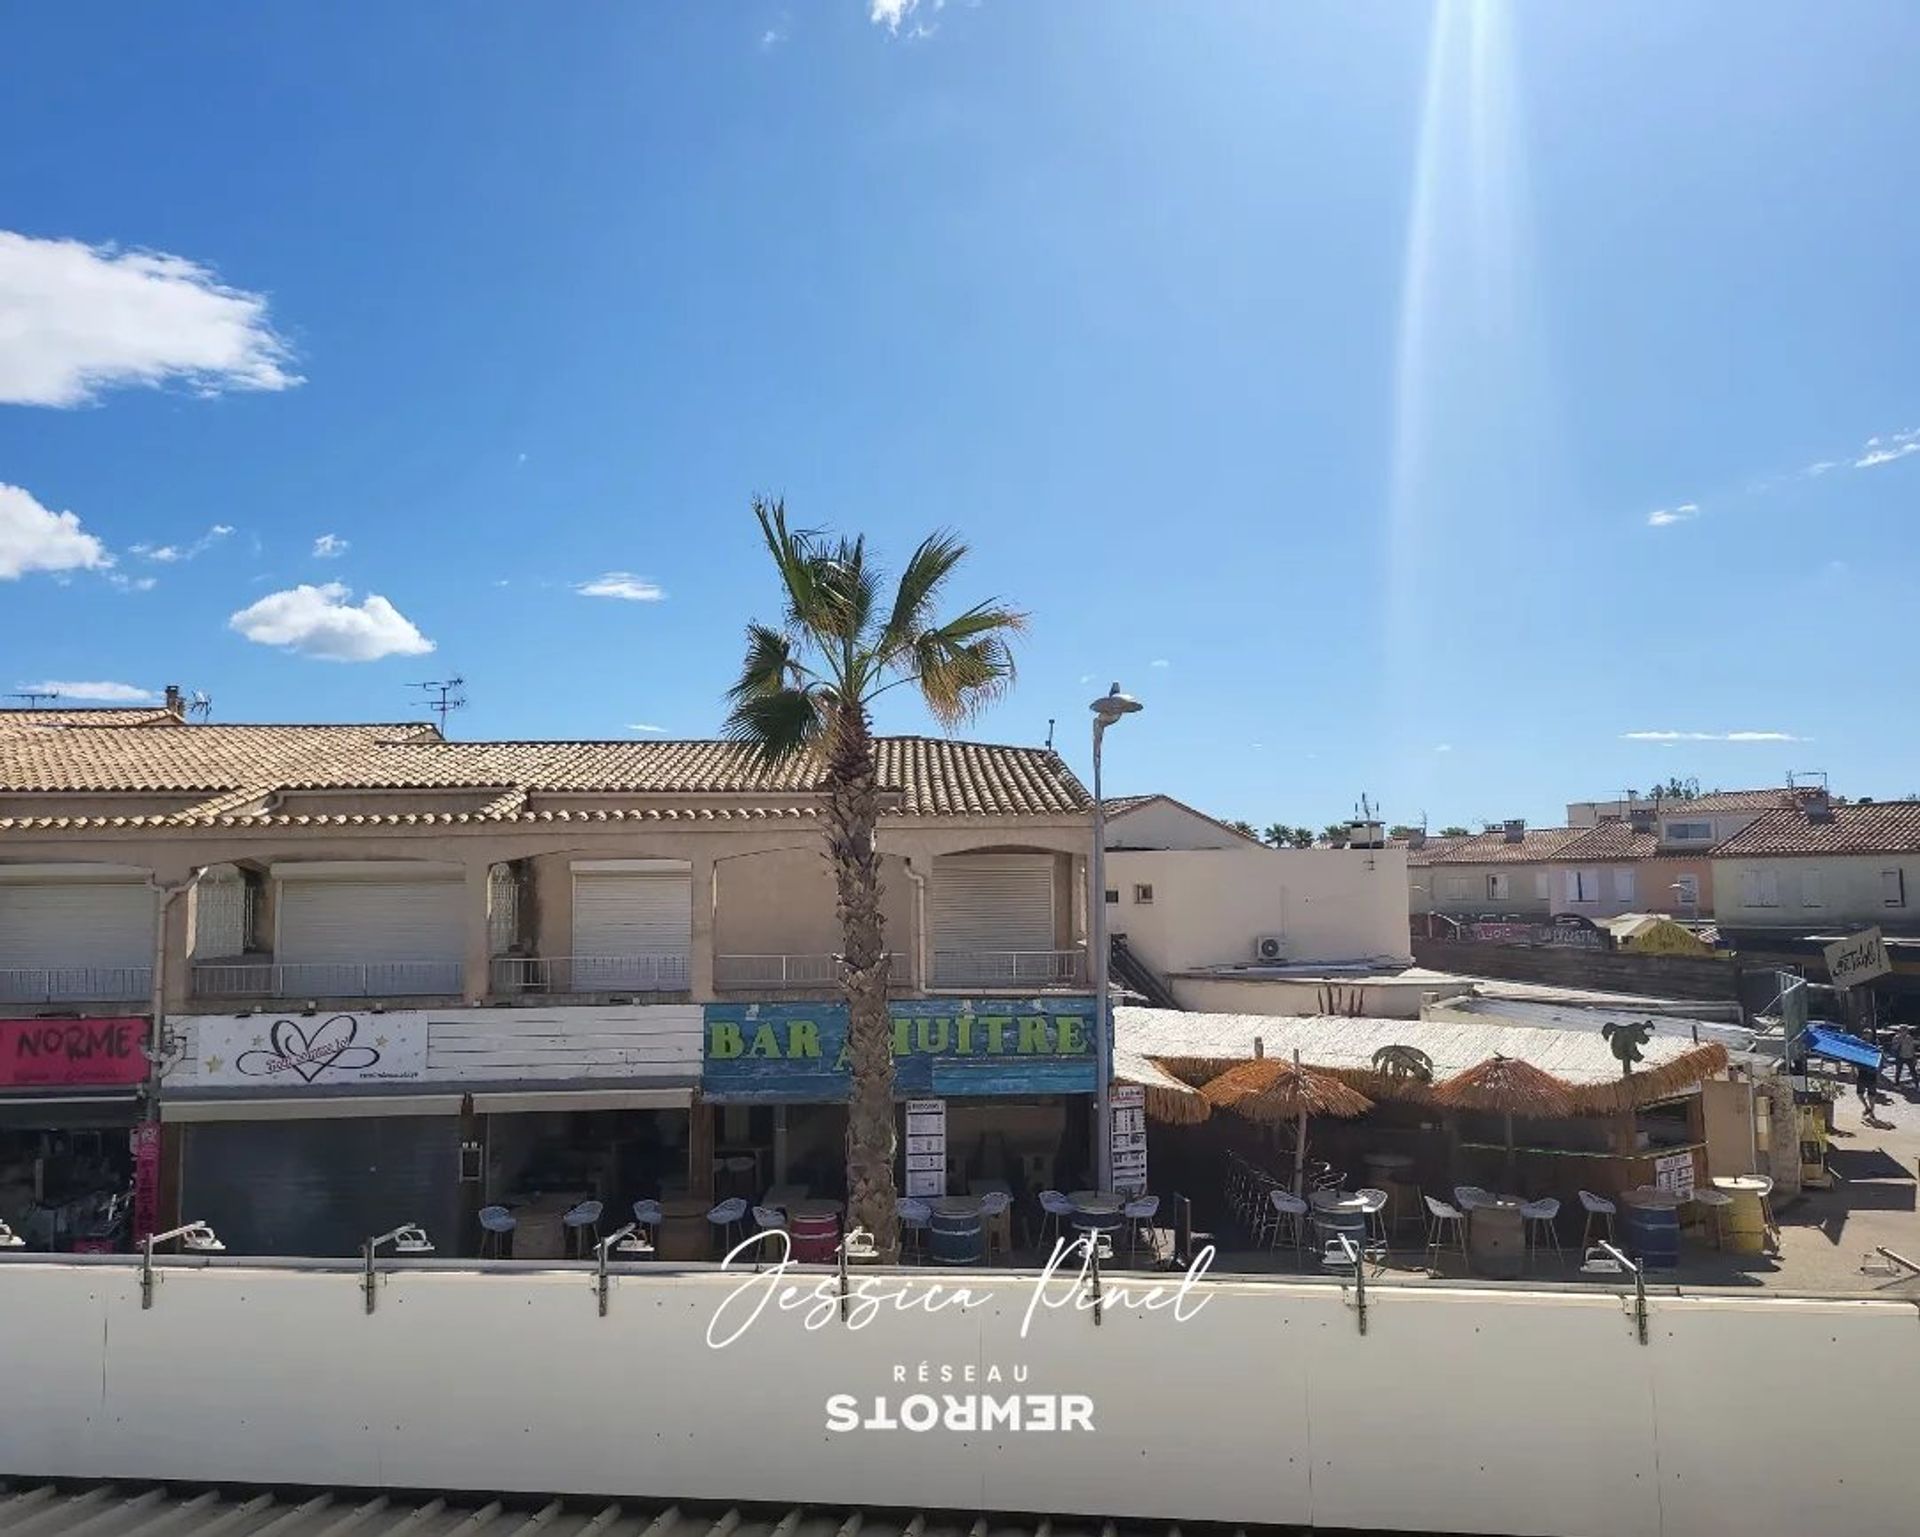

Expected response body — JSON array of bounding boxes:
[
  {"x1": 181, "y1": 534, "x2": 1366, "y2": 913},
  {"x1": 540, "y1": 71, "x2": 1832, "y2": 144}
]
[
  {"x1": 1434, "y1": 743, "x2": 1453, "y2": 753},
  {"x1": 1646, "y1": 502, "x2": 1699, "y2": 528},
  {"x1": 1856, "y1": 427, "x2": 1920, "y2": 469},
  {"x1": 228, "y1": 582, "x2": 434, "y2": 662},
  {"x1": 1621, "y1": 730, "x2": 1805, "y2": 743},
  {"x1": 13, "y1": 679, "x2": 155, "y2": 702},
  {"x1": 627, "y1": 723, "x2": 668, "y2": 734},
  {"x1": 106, "y1": 572, "x2": 157, "y2": 593},
  {"x1": 132, "y1": 523, "x2": 233, "y2": 563},
  {"x1": 1805, "y1": 459, "x2": 1839, "y2": 477},
  {"x1": 311, "y1": 533, "x2": 349, "y2": 559},
  {"x1": 0, "y1": 482, "x2": 111, "y2": 579},
  {"x1": 870, "y1": 0, "x2": 917, "y2": 30},
  {"x1": 0, "y1": 230, "x2": 299, "y2": 407},
  {"x1": 576, "y1": 571, "x2": 666, "y2": 602},
  {"x1": 1149, "y1": 658, "x2": 1170, "y2": 669}
]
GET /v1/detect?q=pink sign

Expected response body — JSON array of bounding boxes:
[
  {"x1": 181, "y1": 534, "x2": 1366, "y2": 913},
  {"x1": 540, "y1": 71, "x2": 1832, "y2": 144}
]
[
  {"x1": 130, "y1": 1120, "x2": 161, "y2": 1243},
  {"x1": 0, "y1": 1016, "x2": 148, "y2": 1087}
]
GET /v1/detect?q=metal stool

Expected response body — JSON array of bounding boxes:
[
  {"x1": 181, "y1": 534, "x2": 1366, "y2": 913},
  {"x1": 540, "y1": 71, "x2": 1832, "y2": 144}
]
[
  {"x1": 1424, "y1": 1195, "x2": 1468, "y2": 1274},
  {"x1": 1578, "y1": 1189, "x2": 1617, "y2": 1251},
  {"x1": 561, "y1": 1199, "x2": 603, "y2": 1259},
  {"x1": 478, "y1": 1204, "x2": 516, "y2": 1259},
  {"x1": 1520, "y1": 1197, "x2": 1562, "y2": 1263}
]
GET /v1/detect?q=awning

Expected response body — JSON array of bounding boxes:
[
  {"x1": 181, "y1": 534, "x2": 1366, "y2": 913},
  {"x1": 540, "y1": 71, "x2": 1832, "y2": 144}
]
[
  {"x1": 1803, "y1": 1023, "x2": 1883, "y2": 1072},
  {"x1": 470, "y1": 1087, "x2": 691, "y2": 1114},
  {"x1": 162, "y1": 1094, "x2": 466, "y2": 1123}
]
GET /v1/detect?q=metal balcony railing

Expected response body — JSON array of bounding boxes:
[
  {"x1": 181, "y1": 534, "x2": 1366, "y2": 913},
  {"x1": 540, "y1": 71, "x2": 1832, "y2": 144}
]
[
  {"x1": 489, "y1": 953, "x2": 691, "y2": 995},
  {"x1": 714, "y1": 952, "x2": 908, "y2": 989},
  {"x1": 191, "y1": 960, "x2": 463, "y2": 999},
  {"x1": 929, "y1": 948, "x2": 1088, "y2": 989},
  {"x1": 0, "y1": 966, "x2": 153, "y2": 1004}
]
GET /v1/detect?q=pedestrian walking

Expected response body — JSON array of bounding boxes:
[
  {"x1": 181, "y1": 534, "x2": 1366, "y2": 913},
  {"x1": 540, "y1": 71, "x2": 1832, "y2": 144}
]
[
  {"x1": 1856, "y1": 1058, "x2": 1883, "y2": 1119},
  {"x1": 1891, "y1": 1025, "x2": 1917, "y2": 1088}
]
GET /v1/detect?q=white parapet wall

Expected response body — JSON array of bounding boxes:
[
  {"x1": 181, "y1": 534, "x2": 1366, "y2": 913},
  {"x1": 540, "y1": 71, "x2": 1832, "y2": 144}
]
[{"x1": 0, "y1": 1255, "x2": 1906, "y2": 1536}]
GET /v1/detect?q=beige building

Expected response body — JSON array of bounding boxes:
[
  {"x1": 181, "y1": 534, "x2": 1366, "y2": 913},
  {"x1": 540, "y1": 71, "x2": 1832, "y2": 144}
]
[
  {"x1": 0, "y1": 707, "x2": 1094, "y2": 1012},
  {"x1": 1712, "y1": 796, "x2": 1920, "y2": 933}
]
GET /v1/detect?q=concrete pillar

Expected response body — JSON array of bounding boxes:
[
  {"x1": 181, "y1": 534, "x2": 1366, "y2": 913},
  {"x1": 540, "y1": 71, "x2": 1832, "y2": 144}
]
[
  {"x1": 161, "y1": 887, "x2": 193, "y2": 1013},
  {"x1": 531, "y1": 853, "x2": 573, "y2": 965},
  {"x1": 462, "y1": 860, "x2": 494, "y2": 1003},
  {"x1": 690, "y1": 852, "x2": 716, "y2": 1001}
]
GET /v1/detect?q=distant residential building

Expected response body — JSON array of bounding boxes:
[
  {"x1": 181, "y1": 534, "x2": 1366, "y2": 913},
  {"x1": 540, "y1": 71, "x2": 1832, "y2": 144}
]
[{"x1": 1712, "y1": 794, "x2": 1920, "y2": 934}]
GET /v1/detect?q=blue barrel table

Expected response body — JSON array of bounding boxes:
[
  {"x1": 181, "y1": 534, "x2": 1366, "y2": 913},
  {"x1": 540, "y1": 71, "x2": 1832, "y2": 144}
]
[
  {"x1": 930, "y1": 1199, "x2": 984, "y2": 1266},
  {"x1": 1619, "y1": 1187, "x2": 1681, "y2": 1271}
]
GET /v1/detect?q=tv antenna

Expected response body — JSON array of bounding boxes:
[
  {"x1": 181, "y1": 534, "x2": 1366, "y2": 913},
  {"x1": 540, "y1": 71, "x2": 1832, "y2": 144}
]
[
  {"x1": 187, "y1": 690, "x2": 214, "y2": 721},
  {"x1": 9, "y1": 688, "x2": 59, "y2": 708},
  {"x1": 411, "y1": 677, "x2": 467, "y2": 735}
]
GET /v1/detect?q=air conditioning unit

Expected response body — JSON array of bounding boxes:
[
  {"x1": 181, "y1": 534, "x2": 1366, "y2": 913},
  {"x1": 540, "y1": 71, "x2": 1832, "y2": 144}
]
[{"x1": 1253, "y1": 935, "x2": 1286, "y2": 963}]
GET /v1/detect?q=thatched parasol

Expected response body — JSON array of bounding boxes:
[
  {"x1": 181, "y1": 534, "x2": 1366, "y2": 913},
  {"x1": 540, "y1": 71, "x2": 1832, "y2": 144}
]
[
  {"x1": 1432, "y1": 1055, "x2": 1576, "y2": 1187},
  {"x1": 1199, "y1": 1050, "x2": 1372, "y2": 1195}
]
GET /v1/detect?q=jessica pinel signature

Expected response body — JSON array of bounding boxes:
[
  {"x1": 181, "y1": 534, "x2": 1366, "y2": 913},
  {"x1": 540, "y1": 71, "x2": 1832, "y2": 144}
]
[
  {"x1": 705, "y1": 1232, "x2": 1216, "y2": 1350},
  {"x1": 235, "y1": 1014, "x2": 382, "y2": 1083}
]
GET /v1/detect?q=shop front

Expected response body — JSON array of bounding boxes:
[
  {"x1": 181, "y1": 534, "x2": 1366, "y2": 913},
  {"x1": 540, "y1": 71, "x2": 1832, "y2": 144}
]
[
  {"x1": 164, "y1": 1004, "x2": 701, "y2": 1257},
  {"x1": 0, "y1": 1014, "x2": 150, "y2": 1251},
  {"x1": 701, "y1": 997, "x2": 1099, "y2": 1243}
]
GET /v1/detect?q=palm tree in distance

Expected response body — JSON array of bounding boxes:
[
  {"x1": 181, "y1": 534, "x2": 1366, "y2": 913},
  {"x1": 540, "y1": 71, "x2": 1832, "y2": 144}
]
[{"x1": 723, "y1": 498, "x2": 1026, "y2": 1259}]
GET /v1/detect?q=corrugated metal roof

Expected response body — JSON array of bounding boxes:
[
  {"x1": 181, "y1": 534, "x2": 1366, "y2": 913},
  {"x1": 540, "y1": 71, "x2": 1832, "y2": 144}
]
[
  {"x1": 0, "y1": 1484, "x2": 1212, "y2": 1537},
  {"x1": 1113, "y1": 1004, "x2": 1721, "y2": 1087}
]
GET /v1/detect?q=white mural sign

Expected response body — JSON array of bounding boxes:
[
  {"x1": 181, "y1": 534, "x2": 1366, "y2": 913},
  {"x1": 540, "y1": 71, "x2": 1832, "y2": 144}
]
[
  {"x1": 904, "y1": 1098, "x2": 947, "y2": 1198},
  {"x1": 195, "y1": 1012, "x2": 428, "y2": 1087},
  {"x1": 1824, "y1": 928, "x2": 1892, "y2": 991}
]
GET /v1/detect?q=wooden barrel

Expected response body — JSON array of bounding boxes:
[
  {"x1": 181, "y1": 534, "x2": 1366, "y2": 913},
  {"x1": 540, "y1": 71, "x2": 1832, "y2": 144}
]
[
  {"x1": 789, "y1": 1213, "x2": 840, "y2": 1264},
  {"x1": 1622, "y1": 1200, "x2": 1680, "y2": 1271},
  {"x1": 930, "y1": 1208, "x2": 983, "y2": 1266},
  {"x1": 1721, "y1": 1191, "x2": 1767, "y2": 1255}
]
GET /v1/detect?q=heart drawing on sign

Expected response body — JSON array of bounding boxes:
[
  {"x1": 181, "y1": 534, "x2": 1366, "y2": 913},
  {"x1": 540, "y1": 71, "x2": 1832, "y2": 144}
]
[{"x1": 236, "y1": 1014, "x2": 382, "y2": 1083}]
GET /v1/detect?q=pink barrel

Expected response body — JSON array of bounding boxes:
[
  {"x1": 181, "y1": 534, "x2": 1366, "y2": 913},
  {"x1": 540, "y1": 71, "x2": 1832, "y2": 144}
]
[{"x1": 789, "y1": 1212, "x2": 840, "y2": 1263}]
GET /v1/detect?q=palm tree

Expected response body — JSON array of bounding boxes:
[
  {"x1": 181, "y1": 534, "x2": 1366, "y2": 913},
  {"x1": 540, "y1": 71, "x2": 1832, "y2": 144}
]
[
  {"x1": 1602, "y1": 1020, "x2": 1655, "y2": 1080},
  {"x1": 723, "y1": 498, "x2": 1025, "y2": 1259},
  {"x1": 1226, "y1": 818, "x2": 1259, "y2": 839},
  {"x1": 1262, "y1": 823, "x2": 1290, "y2": 848}
]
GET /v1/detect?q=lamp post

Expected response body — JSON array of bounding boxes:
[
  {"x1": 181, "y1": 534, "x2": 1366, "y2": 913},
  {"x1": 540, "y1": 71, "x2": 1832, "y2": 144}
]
[
  {"x1": 362, "y1": 1223, "x2": 434, "y2": 1314},
  {"x1": 1089, "y1": 683, "x2": 1143, "y2": 1192}
]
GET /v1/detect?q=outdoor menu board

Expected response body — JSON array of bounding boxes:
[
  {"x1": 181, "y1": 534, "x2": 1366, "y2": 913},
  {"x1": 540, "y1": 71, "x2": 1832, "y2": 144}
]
[
  {"x1": 1652, "y1": 1150, "x2": 1696, "y2": 1199},
  {"x1": 904, "y1": 1098, "x2": 947, "y2": 1198},
  {"x1": 1110, "y1": 1083, "x2": 1149, "y2": 1195}
]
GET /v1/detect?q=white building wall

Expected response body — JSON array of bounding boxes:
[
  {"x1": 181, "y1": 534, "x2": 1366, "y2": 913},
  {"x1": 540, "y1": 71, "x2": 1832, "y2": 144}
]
[
  {"x1": 0, "y1": 1258, "x2": 1910, "y2": 1536},
  {"x1": 1712, "y1": 853, "x2": 1920, "y2": 930},
  {"x1": 1106, "y1": 846, "x2": 1409, "y2": 971},
  {"x1": 1104, "y1": 799, "x2": 1247, "y2": 850}
]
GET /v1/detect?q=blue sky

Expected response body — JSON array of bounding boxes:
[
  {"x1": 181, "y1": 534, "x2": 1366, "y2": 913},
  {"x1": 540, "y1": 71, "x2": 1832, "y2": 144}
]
[{"x1": 2, "y1": 2, "x2": 1917, "y2": 830}]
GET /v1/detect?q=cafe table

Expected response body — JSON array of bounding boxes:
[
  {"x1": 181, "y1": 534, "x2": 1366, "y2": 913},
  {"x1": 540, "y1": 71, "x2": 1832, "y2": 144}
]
[
  {"x1": 1067, "y1": 1190, "x2": 1125, "y2": 1239},
  {"x1": 1465, "y1": 1193, "x2": 1527, "y2": 1280},
  {"x1": 1709, "y1": 1176, "x2": 1771, "y2": 1256},
  {"x1": 762, "y1": 1184, "x2": 810, "y2": 1213},
  {"x1": 654, "y1": 1196, "x2": 713, "y2": 1263},
  {"x1": 930, "y1": 1196, "x2": 985, "y2": 1266}
]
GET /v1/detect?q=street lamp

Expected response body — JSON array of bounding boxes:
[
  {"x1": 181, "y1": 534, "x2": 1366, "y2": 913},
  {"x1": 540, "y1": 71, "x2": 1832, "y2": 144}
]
[
  {"x1": 362, "y1": 1223, "x2": 434, "y2": 1314},
  {"x1": 1089, "y1": 683, "x2": 1143, "y2": 1192}
]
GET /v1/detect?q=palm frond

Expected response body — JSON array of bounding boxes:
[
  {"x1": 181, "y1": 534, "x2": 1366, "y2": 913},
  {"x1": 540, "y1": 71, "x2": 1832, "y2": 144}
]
[
  {"x1": 720, "y1": 686, "x2": 824, "y2": 764},
  {"x1": 753, "y1": 496, "x2": 833, "y2": 637},
  {"x1": 910, "y1": 601, "x2": 1026, "y2": 726},
  {"x1": 725, "y1": 623, "x2": 810, "y2": 705},
  {"x1": 878, "y1": 530, "x2": 967, "y2": 660}
]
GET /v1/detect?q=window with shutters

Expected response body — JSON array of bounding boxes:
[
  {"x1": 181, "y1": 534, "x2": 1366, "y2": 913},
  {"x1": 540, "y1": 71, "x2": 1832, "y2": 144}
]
[
  {"x1": 1885, "y1": 868, "x2": 1907, "y2": 908},
  {"x1": 1566, "y1": 869, "x2": 1600, "y2": 904},
  {"x1": 1739, "y1": 868, "x2": 1780, "y2": 909},
  {"x1": 1613, "y1": 867, "x2": 1636, "y2": 904},
  {"x1": 1133, "y1": 883, "x2": 1155, "y2": 904},
  {"x1": 930, "y1": 853, "x2": 1057, "y2": 986},
  {"x1": 1800, "y1": 871, "x2": 1824, "y2": 909},
  {"x1": 1487, "y1": 873, "x2": 1510, "y2": 901}
]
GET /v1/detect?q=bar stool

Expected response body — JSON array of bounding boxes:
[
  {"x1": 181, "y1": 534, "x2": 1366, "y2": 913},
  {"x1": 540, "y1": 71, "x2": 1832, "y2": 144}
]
[
  {"x1": 1691, "y1": 1188, "x2": 1734, "y2": 1250},
  {"x1": 1123, "y1": 1194, "x2": 1160, "y2": 1265},
  {"x1": 979, "y1": 1191, "x2": 1013, "y2": 1263},
  {"x1": 1424, "y1": 1195, "x2": 1467, "y2": 1274},
  {"x1": 1748, "y1": 1176, "x2": 1780, "y2": 1250},
  {"x1": 1267, "y1": 1189, "x2": 1308, "y2": 1264},
  {"x1": 1520, "y1": 1197, "x2": 1562, "y2": 1264},
  {"x1": 1356, "y1": 1188, "x2": 1391, "y2": 1247},
  {"x1": 630, "y1": 1199, "x2": 662, "y2": 1253},
  {"x1": 897, "y1": 1197, "x2": 931, "y2": 1262},
  {"x1": 1038, "y1": 1189, "x2": 1074, "y2": 1248},
  {"x1": 707, "y1": 1197, "x2": 748, "y2": 1255},
  {"x1": 1577, "y1": 1189, "x2": 1617, "y2": 1251},
  {"x1": 478, "y1": 1204, "x2": 516, "y2": 1259},
  {"x1": 562, "y1": 1199, "x2": 603, "y2": 1259}
]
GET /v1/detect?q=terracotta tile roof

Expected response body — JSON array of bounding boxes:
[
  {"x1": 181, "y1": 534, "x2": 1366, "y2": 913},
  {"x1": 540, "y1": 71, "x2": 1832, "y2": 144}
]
[
  {"x1": 1678, "y1": 787, "x2": 1799, "y2": 813},
  {"x1": 0, "y1": 720, "x2": 1090, "y2": 829},
  {"x1": 0, "y1": 706, "x2": 179, "y2": 731},
  {"x1": 1418, "y1": 826, "x2": 1589, "y2": 865},
  {"x1": 1398, "y1": 835, "x2": 1469, "y2": 866},
  {"x1": 1714, "y1": 801, "x2": 1920, "y2": 857},
  {"x1": 1560, "y1": 822, "x2": 1659, "y2": 861}
]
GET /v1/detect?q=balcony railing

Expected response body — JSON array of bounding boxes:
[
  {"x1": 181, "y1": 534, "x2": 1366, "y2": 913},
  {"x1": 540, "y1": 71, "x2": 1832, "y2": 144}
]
[
  {"x1": 714, "y1": 952, "x2": 908, "y2": 990},
  {"x1": 191, "y1": 960, "x2": 462, "y2": 999},
  {"x1": 0, "y1": 966, "x2": 153, "y2": 1004},
  {"x1": 490, "y1": 953, "x2": 690, "y2": 995},
  {"x1": 930, "y1": 949, "x2": 1087, "y2": 989}
]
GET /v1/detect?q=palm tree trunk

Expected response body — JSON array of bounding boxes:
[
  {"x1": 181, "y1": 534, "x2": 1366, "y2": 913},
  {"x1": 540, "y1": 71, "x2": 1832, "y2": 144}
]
[{"x1": 824, "y1": 701, "x2": 900, "y2": 1260}]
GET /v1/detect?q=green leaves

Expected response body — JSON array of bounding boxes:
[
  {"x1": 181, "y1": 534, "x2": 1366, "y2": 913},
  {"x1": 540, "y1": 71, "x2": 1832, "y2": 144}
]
[{"x1": 1601, "y1": 1019, "x2": 1656, "y2": 1072}]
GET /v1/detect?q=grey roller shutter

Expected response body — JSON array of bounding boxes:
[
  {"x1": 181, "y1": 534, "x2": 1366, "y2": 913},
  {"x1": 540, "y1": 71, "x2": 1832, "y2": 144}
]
[
  {"x1": 277, "y1": 873, "x2": 465, "y2": 995},
  {"x1": 931, "y1": 854, "x2": 1056, "y2": 986},
  {"x1": 572, "y1": 868, "x2": 692, "y2": 990},
  {"x1": 0, "y1": 879, "x2": 154, "y2": 1002}
]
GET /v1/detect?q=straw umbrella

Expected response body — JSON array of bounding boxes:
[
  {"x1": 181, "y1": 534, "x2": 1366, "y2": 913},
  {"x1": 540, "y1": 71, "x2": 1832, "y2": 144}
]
[
  {"x1": 1200, "y1": 1049, "x2": 1373, "y2": 1195},
  {"x1": 1431, "y1": 1055, "x2": 1576, "y2": 1190}
]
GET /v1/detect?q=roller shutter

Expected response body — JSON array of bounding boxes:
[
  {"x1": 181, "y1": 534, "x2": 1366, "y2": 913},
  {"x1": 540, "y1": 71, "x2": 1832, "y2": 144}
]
[
  {"x1": 276, "y1": 870, "x2": 465, "y2": 996},
  {"x1": 931, "y1": 854, "x2": 1056, "y2": 986},
  {"x1": 180, "y1": 1115, "x2": 461, "y2": 1258},
  {"x1": 0, "y1": 878, "x2": 154, "y2": 1001},
  {"x1": 572, "y1": 864, "x2": 692, "y2": 989}
]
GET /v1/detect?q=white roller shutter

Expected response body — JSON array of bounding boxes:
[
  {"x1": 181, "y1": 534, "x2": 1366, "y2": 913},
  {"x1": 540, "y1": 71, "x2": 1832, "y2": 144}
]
[
  {"x1": 277, "y1": 872, "x2": 465, "y2": 995},
  {"x1": 572, "y1": 865, "x2": 692, "y2": 990},
  {"x1": 931, "y1": 854, "x2": 1056, "y2": 986},
  {"x1": 0, "y1": 878, "x2": 155, "y2": 1001}
]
